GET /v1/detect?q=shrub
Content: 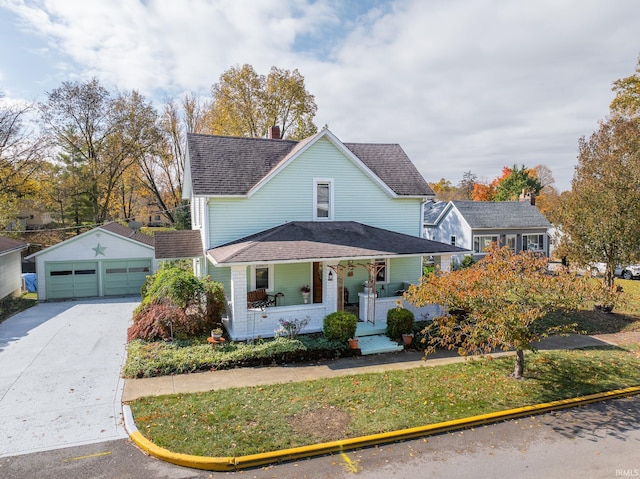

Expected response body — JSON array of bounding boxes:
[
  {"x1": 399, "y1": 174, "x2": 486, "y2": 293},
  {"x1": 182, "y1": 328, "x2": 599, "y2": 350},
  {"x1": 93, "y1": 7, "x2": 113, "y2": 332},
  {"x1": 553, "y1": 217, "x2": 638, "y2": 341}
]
[
  {"x1": 461, "y1": 255, "x2": 476, "y2": 268},
  {"x1": 128, "y1": 264, "x2": 227, "y2": 341},
  {"x1": 386, "y1": 307, "x2": 415, "y2": 340},
  {"x1": 323, "y1": 311, "x2": 358, "y2": 343}
]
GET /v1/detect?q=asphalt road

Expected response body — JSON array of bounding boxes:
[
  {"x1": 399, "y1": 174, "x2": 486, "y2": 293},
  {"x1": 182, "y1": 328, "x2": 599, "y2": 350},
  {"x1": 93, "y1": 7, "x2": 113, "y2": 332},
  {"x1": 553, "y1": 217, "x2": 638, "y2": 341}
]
[{"x1": 2, "y1": 394, "x2": 639, "y2": 479}]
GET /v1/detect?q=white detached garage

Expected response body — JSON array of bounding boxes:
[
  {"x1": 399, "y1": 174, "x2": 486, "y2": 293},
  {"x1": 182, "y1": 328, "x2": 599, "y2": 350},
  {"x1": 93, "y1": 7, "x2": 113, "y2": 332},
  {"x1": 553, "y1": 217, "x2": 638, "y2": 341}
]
[{"x1": 29, "y1": 222, "x2": 156, "y2": 301}]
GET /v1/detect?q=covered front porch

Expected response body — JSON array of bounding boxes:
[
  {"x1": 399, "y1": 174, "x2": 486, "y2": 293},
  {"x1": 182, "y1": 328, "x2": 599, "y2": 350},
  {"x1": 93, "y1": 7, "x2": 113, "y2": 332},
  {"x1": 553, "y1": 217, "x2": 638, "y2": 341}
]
[{"x1": 206, "y1": 221, "x2": 467, "y2": 343}]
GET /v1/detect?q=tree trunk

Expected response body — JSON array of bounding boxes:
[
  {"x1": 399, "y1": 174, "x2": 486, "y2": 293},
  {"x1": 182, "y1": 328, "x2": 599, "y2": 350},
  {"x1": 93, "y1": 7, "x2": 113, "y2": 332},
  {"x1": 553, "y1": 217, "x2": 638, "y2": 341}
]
[{"x1": 512, "y1": 349, "x2": 525, "y2": 379}]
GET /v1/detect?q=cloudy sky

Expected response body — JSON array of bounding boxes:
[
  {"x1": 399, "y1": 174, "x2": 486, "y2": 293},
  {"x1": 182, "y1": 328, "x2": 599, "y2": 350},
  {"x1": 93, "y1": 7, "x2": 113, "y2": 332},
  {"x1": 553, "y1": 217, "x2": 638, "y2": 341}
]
[{"x1": 1, "y1": 0, "x2": 639, "y2": 192}]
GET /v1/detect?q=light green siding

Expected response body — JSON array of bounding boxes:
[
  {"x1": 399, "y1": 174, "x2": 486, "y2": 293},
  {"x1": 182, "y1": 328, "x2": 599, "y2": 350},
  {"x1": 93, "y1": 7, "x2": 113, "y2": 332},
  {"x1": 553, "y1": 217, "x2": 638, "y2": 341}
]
[
  {"x1": 207, "y1": 137, "x2": 423, "y2": 247},
  {"x1": 210, "y1": 265, "x2": 231, "y2": 296}
]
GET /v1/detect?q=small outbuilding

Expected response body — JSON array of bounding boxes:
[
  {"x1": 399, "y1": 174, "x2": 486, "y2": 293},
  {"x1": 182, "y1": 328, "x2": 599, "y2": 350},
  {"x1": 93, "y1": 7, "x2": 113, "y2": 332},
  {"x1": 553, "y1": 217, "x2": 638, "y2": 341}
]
[
  {"x1": 0, "y1": 236, "x2": 29, "y2": 300},
  {"x1": 28, "y1": 222, "x2": 156, "y2": 301}
]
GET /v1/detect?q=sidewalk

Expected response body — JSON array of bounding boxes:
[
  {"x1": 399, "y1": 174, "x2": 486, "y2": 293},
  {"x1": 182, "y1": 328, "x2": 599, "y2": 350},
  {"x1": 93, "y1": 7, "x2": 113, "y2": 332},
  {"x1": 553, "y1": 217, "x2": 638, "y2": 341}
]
[{"x1": 122, "y1": 333, "x2": 611, "y2": 402}]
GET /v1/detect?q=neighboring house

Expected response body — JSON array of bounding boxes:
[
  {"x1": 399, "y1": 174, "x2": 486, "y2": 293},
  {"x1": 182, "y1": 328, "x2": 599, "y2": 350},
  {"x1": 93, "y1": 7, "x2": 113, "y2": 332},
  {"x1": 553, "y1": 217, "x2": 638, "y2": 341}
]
[
  {"x1": 165, "y1": 126, "x2": 468, "y2": 341},
  {"x1": 423, "y1": 199, "x2": 552, "y2": 267},
  {"x1": 0, "y1": 236, "x2": 29, "y2": 300},
  {"x1": 28, "y1": 222, "x2": 156, "y2": 301}
]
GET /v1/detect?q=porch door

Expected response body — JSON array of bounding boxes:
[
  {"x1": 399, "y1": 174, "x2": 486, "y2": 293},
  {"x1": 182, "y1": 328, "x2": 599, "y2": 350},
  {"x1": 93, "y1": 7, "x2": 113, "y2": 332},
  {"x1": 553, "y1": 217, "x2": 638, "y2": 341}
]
[{"x1": 313, "y1": 262, "x2": 323, "y2": 303}]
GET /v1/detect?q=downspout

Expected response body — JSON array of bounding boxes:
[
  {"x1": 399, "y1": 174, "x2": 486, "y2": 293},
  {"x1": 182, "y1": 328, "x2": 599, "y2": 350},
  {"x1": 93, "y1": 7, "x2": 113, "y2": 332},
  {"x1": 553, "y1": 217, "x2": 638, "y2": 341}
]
[{"x1": 202, "y1": 198, "x2": 211, "y2": 277}]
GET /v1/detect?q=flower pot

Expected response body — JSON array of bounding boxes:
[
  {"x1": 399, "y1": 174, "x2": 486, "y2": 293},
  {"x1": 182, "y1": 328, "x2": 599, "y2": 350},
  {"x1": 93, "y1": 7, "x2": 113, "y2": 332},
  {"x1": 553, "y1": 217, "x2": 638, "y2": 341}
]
[
  {"x1": 402, "y1": 333, "x2": 414, "y2": 346},
  {"x1": 348, "y1": 338, "x2": 359, "y2": 349},
  {"x1": 301, "y1": 291, "x2": 310, "y2": 304},
  {"x1": 211, "y1": 330, "x2": 223, "y2": 340}
]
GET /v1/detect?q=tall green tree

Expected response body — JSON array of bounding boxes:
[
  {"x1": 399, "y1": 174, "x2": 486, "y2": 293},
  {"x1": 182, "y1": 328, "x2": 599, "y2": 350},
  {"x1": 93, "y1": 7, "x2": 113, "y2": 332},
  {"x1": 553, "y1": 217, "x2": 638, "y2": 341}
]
[
  {"x1": 553, "y1": 116, "x2": 640, "y2": 288},
  {"x1": 205, "y1": 64, "x2": 318, "y2": 140},
  {"x1": 493, "y1": 164, "x2": 543, "y2": 201},
  {"x1": 39, "y1": 79, "x2": 160, "y2": 224}
]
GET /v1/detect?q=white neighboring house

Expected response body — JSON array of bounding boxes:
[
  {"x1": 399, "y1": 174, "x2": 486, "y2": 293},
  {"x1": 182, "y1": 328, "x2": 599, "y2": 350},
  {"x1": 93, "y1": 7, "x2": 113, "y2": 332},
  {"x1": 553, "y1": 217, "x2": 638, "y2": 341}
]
[
  {"x1": 423, "y1": 199, "x2": 552, "y2": 268},
  {"x1": 28, "y1": 222, "x2": 157, "y2": 301},
  {"x1": 0, "y1": 236, "x2": 28, "y2": 300}
]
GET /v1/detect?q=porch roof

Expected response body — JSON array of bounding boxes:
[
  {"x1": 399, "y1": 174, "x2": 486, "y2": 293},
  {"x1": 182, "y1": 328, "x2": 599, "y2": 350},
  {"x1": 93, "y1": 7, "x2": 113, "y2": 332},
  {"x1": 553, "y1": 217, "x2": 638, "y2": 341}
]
[{"x1": 207, "y1": 221, "x2": 469, "y2": 265}]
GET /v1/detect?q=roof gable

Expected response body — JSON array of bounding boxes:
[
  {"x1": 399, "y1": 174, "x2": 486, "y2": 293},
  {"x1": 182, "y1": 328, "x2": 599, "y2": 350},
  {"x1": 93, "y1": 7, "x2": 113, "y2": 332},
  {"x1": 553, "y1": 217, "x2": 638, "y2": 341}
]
[
  {"x1": 28, "y1": 222, "x2": 154, "y2": 258},
  {"x1": 186, "y1": 129, "x2": 433, "y2": 198}
]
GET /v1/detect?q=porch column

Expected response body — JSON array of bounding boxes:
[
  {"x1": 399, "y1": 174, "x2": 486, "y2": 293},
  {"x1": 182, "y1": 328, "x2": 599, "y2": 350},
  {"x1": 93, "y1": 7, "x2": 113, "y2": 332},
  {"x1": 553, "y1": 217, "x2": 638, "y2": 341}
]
[
  {"x1": 440, "y1": 255, "x2": 452, "y2": 272},
  {"x1": 230, "y1": 265, "x2": 248, "y2": 338},
  {"x1": 325, "y1": 261, "x2": 339, "y2": 315}
]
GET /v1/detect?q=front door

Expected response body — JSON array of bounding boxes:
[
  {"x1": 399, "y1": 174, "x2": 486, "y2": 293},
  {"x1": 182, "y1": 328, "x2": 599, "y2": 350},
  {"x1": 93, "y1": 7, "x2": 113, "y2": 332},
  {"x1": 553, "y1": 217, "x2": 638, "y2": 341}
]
[{"x1": 313, "y1": 262, "x2": 323, "y2": 303}]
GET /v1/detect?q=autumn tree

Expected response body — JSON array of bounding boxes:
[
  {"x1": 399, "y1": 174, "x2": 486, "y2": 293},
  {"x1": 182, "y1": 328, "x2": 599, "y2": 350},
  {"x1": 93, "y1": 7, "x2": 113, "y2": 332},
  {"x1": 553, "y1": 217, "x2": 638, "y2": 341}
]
[
  {"x1": 610, "y1": 55, "x2": 640, "y2": 117},
  {"x1": 429, "y1": 178, "x2": 458, "y2": 201},
  {"x1": 553, "y1": 116, "x2": 640, "y2": 288},
  {"x1": 0, "y1": 98, "x2": 46, "y2": 229},
  {"x1": 493, "y1": 165, "x2": 542, "y2": 201},
  {"x1": 205, "y1": 64, "x2": 317, "y2": 140},
  {"x1": 39, "y1": 79, "x2": 160, "y2": 225},
  {"x1": 406, "y1": 245, "x2": 605, "y2": 379}
]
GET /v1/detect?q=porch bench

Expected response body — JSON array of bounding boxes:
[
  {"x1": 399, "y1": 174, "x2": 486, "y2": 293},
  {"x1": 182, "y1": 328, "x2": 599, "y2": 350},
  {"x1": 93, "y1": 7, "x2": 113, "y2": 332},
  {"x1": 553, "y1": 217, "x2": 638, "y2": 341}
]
[{"x1": 247, "y1": 288, "x2": 281, "y2": 308}]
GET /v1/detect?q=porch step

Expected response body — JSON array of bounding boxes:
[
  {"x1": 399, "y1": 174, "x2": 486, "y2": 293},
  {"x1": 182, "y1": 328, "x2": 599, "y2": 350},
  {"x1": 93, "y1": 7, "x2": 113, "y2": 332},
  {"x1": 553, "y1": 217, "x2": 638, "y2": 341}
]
[
  {"x1": 356, "y1": 321, "x2": 387, "y2": 337},
  {"x1": 357, "y1": 334, "x2": 404, "y2": 356}
]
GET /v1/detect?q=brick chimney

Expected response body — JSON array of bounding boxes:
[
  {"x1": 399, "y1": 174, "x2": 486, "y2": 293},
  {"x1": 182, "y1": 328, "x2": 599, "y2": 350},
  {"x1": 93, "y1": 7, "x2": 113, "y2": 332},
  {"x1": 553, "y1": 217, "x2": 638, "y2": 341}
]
[
  {"x1": 268, "y1": 125, "x2": 281, "y2": 140},
  {"x1": 519, "y1": 189, "x2": 536, "y2": 205}
]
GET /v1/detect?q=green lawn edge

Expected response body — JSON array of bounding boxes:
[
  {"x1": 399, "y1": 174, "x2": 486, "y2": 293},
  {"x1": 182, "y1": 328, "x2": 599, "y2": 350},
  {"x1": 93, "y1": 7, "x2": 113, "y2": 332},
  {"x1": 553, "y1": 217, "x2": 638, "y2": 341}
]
[{"x1": 129, "y1": 347, "x2": 640, "y2": 458}]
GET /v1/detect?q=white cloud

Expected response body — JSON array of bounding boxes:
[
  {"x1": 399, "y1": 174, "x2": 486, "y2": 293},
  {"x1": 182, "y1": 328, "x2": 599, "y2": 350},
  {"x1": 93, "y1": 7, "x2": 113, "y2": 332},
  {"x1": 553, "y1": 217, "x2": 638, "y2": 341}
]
[{"x1": 1, "y1": 0, "x2": 639, "y2": 191}]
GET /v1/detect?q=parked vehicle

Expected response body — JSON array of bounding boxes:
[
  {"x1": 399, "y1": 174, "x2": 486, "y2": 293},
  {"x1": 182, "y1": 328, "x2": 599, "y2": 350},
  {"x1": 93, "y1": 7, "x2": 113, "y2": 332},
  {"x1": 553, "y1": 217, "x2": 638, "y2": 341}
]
[{"x1": 615, "y1": 264, "x2": 640, "y2": 280}]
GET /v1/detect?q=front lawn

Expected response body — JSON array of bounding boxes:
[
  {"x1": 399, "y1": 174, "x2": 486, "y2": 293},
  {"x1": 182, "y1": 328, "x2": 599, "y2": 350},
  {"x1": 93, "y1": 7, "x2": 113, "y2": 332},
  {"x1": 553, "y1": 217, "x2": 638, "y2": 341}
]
[{"x1": 129, "y1": 347, "x2": 640, "y2": 457}]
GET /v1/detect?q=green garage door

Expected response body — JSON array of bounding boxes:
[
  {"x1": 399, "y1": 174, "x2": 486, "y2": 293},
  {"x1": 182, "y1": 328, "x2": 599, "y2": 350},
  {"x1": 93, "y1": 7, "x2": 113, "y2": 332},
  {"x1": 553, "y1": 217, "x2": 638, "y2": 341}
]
[
  {"x1": 102, "y1": 259, "x2": 151, "y2": 296},
  {"x1": 46, "y1": 261, "x2": 99, "y2": 300}
]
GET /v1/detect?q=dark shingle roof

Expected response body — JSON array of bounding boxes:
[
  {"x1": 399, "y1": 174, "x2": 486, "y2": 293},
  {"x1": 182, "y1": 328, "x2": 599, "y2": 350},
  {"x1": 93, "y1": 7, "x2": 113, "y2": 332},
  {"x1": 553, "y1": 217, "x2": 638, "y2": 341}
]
[
  {"x1": 450, "y1": 201, "x2": 552, "y2": 229},
  {"x1": 423, "y1": 201, "x2": 449, "y2": 225},
  {"x1": 154, "y1": 230, "x2": 203, "y2": 259},
  {"x1": 0, "y1": 236, "x2": 28, "y2": 255},
  {"x1": 343, "y1": 143, "x2": 433, "y2": 196},
  {"x1": 187, "y1": 131, "x2": 433, "y2": 197},
  {"x1": 207, "y1": 221, "x2": 467, "y2": 265},
  {"x1": 99, "y1": 222, "x2": 155, "y2": 247}
]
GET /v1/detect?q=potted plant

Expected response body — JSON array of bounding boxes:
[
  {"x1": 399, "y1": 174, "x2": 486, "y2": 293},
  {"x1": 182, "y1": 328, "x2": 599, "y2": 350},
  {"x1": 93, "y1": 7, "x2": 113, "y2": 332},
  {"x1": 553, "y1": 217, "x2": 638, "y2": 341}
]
[
  {"x1": 300, "y1": 285, "x2": 311, "y2": 303},
  {"x1": 211, "y1": 327, "x2": 223, "y2": 340},
  {"x1": 386, "y1": 306, "x2": 414, "y2": 347},
  {"x1": 347, "y1": 337, "x2": 359, "y2": 349}
]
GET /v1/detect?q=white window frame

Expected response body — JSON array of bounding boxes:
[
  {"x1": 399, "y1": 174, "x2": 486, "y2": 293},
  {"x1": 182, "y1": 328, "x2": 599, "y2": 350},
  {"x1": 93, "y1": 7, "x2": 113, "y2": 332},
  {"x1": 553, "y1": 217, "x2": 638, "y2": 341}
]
[
  {"x1": 473, "y1": 235, "x2": 499, "y2": 253},
  {"x1": 523, "y1": 234, "x2": 544, "y2": 252},
  {"x1": 251, "y1": 264, "x2": 274, "y2": 292},
  {"x1": 313, "y1": 178, "x2": 334, "y2": 221}
]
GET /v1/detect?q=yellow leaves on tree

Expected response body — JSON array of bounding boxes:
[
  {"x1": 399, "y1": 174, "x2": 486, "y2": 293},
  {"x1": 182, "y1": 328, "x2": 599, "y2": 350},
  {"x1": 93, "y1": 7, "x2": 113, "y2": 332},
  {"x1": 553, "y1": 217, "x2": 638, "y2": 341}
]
[{"x1": 405, "y1": 245, "x2": 608, "y2": 379}]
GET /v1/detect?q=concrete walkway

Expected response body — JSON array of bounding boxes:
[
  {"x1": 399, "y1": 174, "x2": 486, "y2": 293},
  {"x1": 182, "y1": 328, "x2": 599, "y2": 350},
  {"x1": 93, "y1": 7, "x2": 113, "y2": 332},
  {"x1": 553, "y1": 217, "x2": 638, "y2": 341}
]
[
  {"x1": 122, "y1": 333, "x2": 612, "y2": 402},
  {"x1": 0, "y1": 297, "x2": 139, "y2": 458}
]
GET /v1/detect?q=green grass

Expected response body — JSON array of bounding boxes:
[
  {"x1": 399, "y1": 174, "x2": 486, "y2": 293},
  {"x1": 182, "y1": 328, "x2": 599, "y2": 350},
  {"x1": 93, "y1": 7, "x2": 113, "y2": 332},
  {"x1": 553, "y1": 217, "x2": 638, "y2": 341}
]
[
  {"x1": 129, "y1": 347, "x2": 640, "y2": 457},
  {"x1": 0, "y1": 293, "x2": 37, "y2": 325},
  {"x1": 541, "y1": 278, "x2": 640, "y2": 335}
]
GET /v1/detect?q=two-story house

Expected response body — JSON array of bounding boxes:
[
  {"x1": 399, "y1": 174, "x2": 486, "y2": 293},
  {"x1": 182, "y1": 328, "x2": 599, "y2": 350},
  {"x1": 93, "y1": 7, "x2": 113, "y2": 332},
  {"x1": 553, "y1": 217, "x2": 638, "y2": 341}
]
[
  {"x1": 423, "y1": 199, "x2": 552, "y2": 268},
  {"x1": 163, "y1": 127, "x2": 468, "y2": 342}
]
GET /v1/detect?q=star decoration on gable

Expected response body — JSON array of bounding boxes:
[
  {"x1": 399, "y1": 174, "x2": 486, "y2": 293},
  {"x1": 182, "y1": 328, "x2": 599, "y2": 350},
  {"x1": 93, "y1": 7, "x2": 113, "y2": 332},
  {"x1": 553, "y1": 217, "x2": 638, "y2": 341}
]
[{"x1": 92, "y1": 243, "x2": 107, "y2": 257}]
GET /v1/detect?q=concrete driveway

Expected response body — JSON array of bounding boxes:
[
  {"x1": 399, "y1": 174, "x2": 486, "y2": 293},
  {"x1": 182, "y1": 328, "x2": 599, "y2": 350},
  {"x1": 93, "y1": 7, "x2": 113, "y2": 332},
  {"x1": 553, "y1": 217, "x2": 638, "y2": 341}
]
[{"x1": 0, "y1": 297, "x2": 139, "y2": 458}]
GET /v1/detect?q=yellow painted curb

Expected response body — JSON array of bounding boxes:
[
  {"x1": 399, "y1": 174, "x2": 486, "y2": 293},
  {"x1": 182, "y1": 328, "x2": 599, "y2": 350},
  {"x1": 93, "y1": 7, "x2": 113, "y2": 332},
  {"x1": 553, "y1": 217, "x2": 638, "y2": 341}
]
[{"x1": 125, "y1": 385, "x2": 640, "y2": 471}]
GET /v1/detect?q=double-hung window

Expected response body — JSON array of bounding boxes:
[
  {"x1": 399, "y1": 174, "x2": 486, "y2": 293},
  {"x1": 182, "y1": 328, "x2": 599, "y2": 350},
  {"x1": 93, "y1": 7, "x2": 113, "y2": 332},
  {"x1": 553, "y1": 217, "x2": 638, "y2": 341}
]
[
  {"x1": 314, "y1": 179, "x2": 333, "y2": 220},
  {"x1": 473, "y1": 235, "x2": 499, "y2": 253},
  {"x1": 252, "y1": 264, "x2": 273, "y2": 291},
  {"x1": 374, "y1": 258, "x2": 389, "y2": 283},
  {"x1": 523, "y1": 234, "x2": 544, "y2": 252}
]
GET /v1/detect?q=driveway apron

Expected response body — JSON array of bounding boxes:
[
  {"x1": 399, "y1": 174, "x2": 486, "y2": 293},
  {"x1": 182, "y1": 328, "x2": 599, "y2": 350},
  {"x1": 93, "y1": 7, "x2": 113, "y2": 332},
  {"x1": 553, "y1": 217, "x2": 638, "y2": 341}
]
[{"x1": 0, "y1": 297, "x2": 138, "y2": 458}]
